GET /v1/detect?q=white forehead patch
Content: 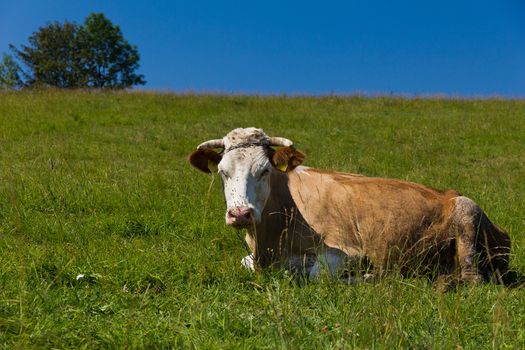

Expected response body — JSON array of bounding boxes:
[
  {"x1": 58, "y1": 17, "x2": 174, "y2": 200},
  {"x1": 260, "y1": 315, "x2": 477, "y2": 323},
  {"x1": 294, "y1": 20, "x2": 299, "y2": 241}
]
[
  {"x1": 223, "y1": 127, "x2": 270, "y2": 151},
  {"x1": 220, "y1": 143, "x2": 271, "y2": 175}
]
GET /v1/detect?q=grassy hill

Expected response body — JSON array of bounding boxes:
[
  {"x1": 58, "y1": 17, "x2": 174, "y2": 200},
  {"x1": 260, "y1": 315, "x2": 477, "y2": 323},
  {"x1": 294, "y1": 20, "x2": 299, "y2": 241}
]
[{"x1": 1, "y1": 91, "x2": 524, "y2": 348}]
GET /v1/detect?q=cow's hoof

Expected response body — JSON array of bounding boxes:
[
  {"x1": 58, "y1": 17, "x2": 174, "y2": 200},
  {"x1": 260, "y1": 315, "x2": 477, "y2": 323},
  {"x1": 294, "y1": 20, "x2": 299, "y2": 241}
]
[
  {"x1": 241, "y1": 254, "x2": 255, "y2": 272},
  {"x1": 363, "y1": 273, "x2": 375, "y2": 282},
  {"x1": 460, "y1": 272, "x2": 484, "y2": 284},
  {"x1": 433, "y1": 274, "x2": 460, "y2": 292}
]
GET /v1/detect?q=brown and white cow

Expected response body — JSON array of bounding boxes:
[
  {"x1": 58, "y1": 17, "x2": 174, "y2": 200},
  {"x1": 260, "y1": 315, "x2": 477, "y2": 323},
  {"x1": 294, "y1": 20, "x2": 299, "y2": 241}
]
[{"x1": 189, "y1": 127, "x2": 510, "y2": 284}]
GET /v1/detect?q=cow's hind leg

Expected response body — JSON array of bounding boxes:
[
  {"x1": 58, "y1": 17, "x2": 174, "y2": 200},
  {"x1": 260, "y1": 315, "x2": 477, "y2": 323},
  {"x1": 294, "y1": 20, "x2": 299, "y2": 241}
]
[
  {"x1": 452, "y1": 197, "x2": 485, "y2": 283},
  {"x1": 477, "y1": 221, "x2": 510, "y2": 284}
]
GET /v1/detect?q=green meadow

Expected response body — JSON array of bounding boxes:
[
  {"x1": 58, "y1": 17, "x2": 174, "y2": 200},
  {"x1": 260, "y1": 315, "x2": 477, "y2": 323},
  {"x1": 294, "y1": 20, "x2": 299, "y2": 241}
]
[{"x1": 1, "y1": 91, "x2": 524, "y2": 348}]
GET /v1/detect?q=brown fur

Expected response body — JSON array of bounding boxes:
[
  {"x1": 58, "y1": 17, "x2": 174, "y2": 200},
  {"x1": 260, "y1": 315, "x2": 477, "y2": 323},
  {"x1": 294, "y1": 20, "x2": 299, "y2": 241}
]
[
  {"x1": 271, "y1": 147, "x2": 305, "y2": 172},
  {"x1": 246, "y1": 166, "x2": 510, "y2": 283},
  {"x1": 188, "y1": 149, "x2": 222, "y2": 173}
]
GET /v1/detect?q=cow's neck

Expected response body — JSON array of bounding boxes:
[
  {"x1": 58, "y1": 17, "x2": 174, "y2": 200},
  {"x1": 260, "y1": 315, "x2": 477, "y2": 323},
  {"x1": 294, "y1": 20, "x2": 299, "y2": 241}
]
[{"x1": 246, "y1": 170, "x2": 320, "y2": 267}]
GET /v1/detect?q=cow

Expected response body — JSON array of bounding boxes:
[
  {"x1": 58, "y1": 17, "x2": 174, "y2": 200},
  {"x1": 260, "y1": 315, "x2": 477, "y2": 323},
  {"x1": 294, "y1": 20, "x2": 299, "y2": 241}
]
[{"x1": 189, "y1": 127, "x2": 510, "y2": 285}]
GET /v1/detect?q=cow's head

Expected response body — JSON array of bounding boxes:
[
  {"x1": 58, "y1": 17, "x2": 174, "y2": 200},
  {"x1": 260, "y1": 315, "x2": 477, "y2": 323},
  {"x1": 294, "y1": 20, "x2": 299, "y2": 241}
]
[{"x1": 189, "y1": 128, "x2": 304, "y2": 228}]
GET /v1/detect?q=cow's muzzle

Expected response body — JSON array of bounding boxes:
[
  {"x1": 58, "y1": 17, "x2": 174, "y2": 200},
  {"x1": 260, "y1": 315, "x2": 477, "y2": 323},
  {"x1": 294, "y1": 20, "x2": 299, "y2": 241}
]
[{"x1": 226, "y1": 207, "x2": 254, "y2": 228}]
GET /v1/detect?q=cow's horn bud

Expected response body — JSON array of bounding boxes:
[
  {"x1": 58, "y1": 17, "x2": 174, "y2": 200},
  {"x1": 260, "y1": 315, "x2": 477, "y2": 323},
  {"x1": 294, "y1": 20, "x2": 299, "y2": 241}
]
[
  {"x1": 269, "y1": 137, "x2": 293, "y2": 147},
  {"x1": 197, "y1": 139, "x2": 224, "y2": 150}
]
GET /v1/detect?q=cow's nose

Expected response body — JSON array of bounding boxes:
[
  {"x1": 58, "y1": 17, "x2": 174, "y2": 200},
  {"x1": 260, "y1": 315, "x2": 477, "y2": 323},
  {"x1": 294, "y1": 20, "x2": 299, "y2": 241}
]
[
  {"x1": 227, "y1": 207, "x2": 253, "y2": 227},
  {"x1": 228, "y1": 207, "x2": 252, "y2": 220}
]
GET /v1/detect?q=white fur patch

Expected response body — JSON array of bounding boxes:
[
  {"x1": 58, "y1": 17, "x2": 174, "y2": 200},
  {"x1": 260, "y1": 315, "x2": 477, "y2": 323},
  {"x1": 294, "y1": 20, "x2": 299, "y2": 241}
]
[
  {"x1": 294, "y1": 166, "x2": 311, "y2": 175},
  {"x1": 241, "y1": 254, "x2": 255, "y2": 272},
  {"x1": 308, "y1": 252, "x2": 347, "y2": 279},
  {"x1": 452, "y1": 196, "x2": 480, "y2": 226}
]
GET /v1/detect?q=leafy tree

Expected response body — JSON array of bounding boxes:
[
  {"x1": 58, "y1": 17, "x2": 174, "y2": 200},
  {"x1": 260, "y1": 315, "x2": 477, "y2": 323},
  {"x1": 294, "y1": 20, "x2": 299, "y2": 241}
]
[
  {"x1": 11, "y1": 21, "x2": 83, "y2": 88},
  {"x1": 0, "y1": 53, "x2": 23, "y2": 89},
  {"x1": 10, "y1": 13, "x2": 145, "y2": 89},
  {"x1": 79, "y1": 13, "x2": 145, "y2": 88}
]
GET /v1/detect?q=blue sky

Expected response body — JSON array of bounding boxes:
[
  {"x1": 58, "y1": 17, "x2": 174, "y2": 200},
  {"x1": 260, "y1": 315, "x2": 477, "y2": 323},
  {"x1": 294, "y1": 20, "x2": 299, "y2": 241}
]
[{"x1": 1, "y1": 1, "x2": 524, "y2": 97}]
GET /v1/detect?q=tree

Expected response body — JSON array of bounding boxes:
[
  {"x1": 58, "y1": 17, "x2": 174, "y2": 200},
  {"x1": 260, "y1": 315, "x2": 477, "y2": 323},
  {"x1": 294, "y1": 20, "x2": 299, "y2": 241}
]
[
  {"x1": 10, "y1": 13, "x2": 145, "y2": 89},
  {"x1": 0, "y1": 53, "x2": 23, "y2": 89},
  {"x1": 11, "y1": 21, "x2": 83, "y2": 88},
  {"x1": 79, "y1": 13, "x2": 145, "y2": 88}
]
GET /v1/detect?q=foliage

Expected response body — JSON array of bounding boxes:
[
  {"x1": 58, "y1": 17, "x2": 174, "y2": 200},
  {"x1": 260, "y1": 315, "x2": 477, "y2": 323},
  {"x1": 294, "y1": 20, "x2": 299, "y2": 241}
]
[
  {"x1": 9, "y1": 13, "x2": 145, "y2": 88},
  {"x1": 0, "y1": 91, "x2": 524, "y2": 348},
  {"x1": 11, "y1": 21, "x2": 82, "y2": 88},
  {"x1": 0, "y1": 54, "x2": 23, "y2": 89},
  {"x1": 77, "y1": 13, "x2": 145, "y2": 88}
]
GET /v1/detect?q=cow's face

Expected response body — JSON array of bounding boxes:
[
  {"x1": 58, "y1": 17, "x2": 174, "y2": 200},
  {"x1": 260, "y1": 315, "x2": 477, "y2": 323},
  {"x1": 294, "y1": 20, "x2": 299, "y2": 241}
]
[
  {"x1": 189, "y1": 128, "x2": 304, "y2": 229},
  {"x1": 217, "y1": 146, "x2": 273, "y2": 227}
]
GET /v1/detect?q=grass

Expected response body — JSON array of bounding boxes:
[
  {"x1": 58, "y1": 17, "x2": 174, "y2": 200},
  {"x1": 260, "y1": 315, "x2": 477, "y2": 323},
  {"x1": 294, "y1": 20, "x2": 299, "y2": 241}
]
[{"x1": 0, "y1": 90, "x2": 524, "y2": 348}]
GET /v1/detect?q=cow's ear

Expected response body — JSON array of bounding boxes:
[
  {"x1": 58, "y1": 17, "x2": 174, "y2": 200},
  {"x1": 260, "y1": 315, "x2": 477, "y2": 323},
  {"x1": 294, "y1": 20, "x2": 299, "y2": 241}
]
[
  {"x1": 188, "y1": 149, "x2": 222, "y2": 173},
  {"x1": 271, "y1": 147, "x2": 305, "y2": 172}
]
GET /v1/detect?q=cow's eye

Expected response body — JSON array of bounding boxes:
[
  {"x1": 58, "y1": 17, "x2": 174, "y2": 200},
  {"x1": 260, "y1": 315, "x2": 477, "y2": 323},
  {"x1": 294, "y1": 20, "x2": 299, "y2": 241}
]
[{"x1": 218, "y1": 169, "x2": 230, "y2": 178}]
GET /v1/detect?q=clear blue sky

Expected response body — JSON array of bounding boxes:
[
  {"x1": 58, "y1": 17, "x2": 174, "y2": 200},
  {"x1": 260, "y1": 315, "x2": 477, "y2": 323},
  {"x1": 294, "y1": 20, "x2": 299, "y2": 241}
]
[{"x1": 1, "y1": 1, "x2": 524, "y2": 97}]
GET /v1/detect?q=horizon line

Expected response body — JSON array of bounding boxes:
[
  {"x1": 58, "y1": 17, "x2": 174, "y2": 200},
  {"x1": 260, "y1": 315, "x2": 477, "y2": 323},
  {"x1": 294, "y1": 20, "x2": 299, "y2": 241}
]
[{"x1": 2, "y1": 87, "x2": 524, "y2": 101}]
